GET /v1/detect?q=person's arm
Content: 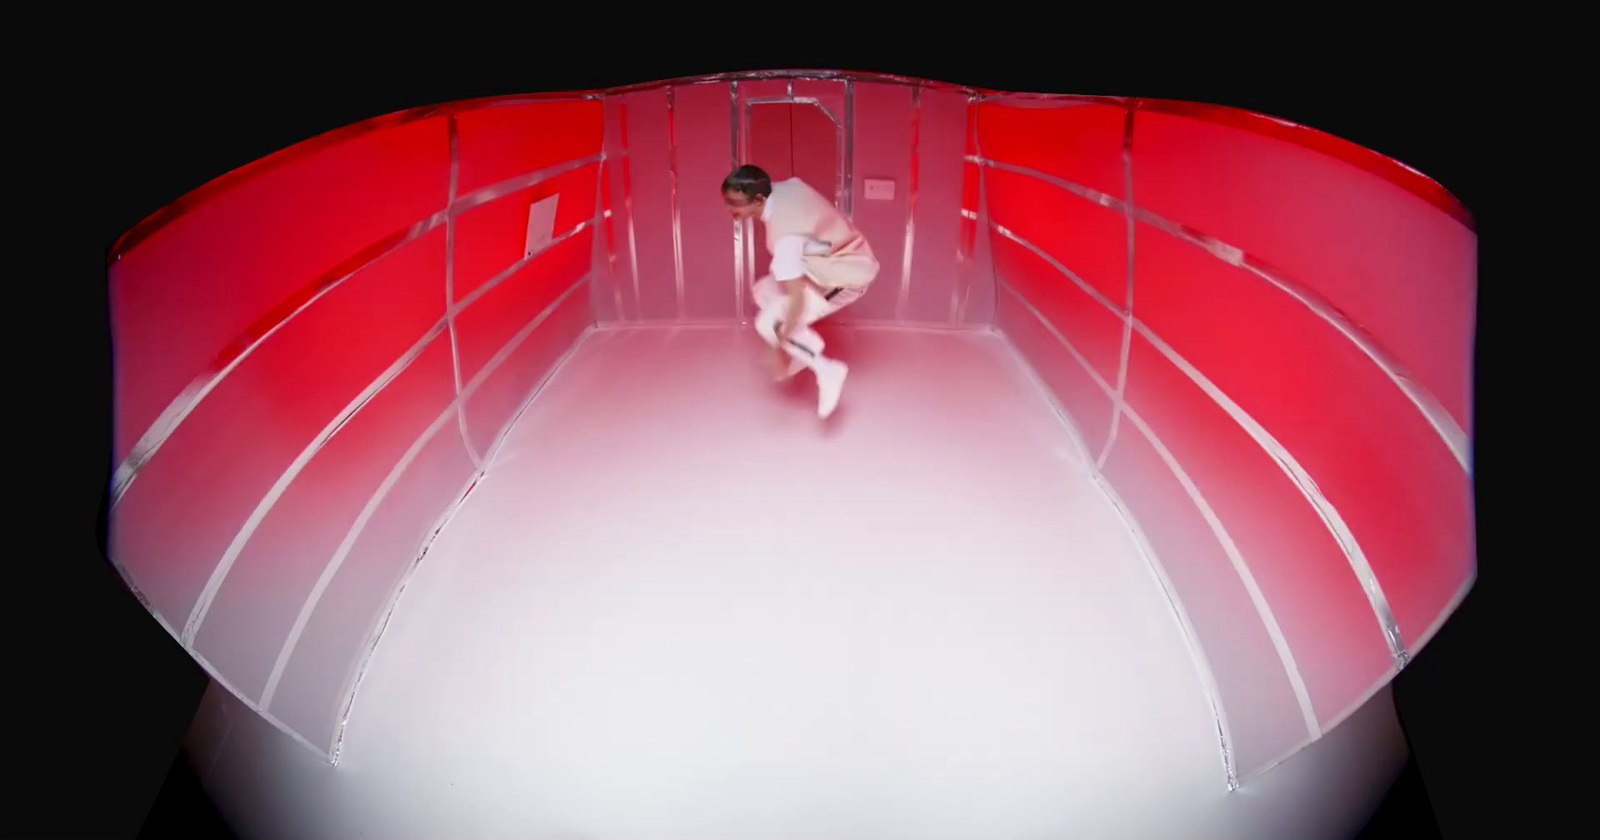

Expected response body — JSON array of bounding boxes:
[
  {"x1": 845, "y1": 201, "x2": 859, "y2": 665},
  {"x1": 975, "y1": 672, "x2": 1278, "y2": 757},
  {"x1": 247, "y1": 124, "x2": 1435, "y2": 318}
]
[{"x1": 772, "y1": 235, "x2": 814, "y2": 340}]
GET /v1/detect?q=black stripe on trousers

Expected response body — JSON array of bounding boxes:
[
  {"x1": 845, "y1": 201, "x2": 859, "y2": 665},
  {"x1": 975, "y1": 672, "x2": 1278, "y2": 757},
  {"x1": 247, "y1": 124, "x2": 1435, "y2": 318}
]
[{"x1": 777, "y1": 288, "x2": 839, "y2": 358}]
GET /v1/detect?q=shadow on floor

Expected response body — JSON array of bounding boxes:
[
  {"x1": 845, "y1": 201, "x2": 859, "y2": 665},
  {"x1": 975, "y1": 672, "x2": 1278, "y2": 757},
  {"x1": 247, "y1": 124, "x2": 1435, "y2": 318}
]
[
  {"x1": 138, "y1": 747, "x2": 236, "y2": 839},
  {"x1": 1355, "y1": 755, "x2": 1442, "y2": 839},
  {"x1": 136, "y1": 742, "x2": 1438, "y2": 840}
]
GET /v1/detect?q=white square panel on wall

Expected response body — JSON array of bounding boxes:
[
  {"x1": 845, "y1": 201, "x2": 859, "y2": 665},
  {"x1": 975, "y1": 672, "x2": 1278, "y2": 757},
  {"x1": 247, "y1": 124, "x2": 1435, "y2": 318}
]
[
  {"x1": 524, "y1": 194, "x2": 560, "y2": 259},
  {"x1": 864, "y1": 178, "x2": 896, "y2": 201}
]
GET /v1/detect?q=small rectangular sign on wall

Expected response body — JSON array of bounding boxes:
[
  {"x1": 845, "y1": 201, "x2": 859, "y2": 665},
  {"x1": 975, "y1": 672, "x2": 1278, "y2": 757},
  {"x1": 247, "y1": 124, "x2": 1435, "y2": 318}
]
[
  {"x1": 864, "y1": 179, "x2": 896, "y2": 201},
  {"x1": 524, "y1": 194, "x2": 560, "y2": 258}
]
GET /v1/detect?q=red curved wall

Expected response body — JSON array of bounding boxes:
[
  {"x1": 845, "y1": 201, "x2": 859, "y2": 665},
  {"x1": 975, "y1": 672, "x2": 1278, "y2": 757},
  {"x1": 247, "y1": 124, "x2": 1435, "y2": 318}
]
[
  {"x1": 979, "y1": 96, "x2": 1475, "y2": 780},
  {"x1": 105, "y1": 73, "x2": 1474, "y2": 781},
  {"x1": 108, "y1": 95, "x2": 604, "y2": 755}
]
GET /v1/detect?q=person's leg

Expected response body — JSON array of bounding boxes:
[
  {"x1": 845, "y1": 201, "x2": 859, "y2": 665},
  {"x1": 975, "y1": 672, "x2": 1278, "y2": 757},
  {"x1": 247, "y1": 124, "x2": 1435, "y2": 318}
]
[
  {"x1": 788, "y1": 286, "x2": 862, "y2": 352},
  {"x1": 754, "y1": 280, "x2": 834, "y2": 377},
  {"x1": 789, "y1": 287, "x2": 861, "y2": 418},
  {"x1": 751, "y1": 279, "x2": 859, "y2": 418}
]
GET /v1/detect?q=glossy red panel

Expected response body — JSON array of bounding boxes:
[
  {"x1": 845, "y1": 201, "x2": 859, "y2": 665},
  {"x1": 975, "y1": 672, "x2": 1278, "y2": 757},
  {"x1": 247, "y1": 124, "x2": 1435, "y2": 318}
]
[
  {"x1": 108, "y1": 116, "x2": 449, "y2": 466},
  {"x1": 454, "y1": 228, "x2": 593, "y2": 386},
  {"x1": 618, "y1": 88, "x2": 678, "y2": 320},
  {"x1": 993, "y1": 284, "x2": 1115, "y2": 457},
  {"x1": 747, "y1": 101, "x2": 792, "y2": 182},
  {"x1": 990, "y1": 232, "x2": 1125, "y2": 386},
  {"x1": 975, "y1": 102, "x2": 1125, "y2": 200},
  {"x1": 462, "y1": 287, "x2": 593, "y2": 455},
  {"x1": 451, "y1": 163, "x2": 599, "y2": 303},
  {"x1": 1136, "y1": 99, "x2": 1472, "y2": 229},
  {"x1": 1101, "y1": 420, "x2": 1308, "y2": 778},
  {"x1": 674, "y1": 82, "x2": 739, "y2": 321},
  {"x1": 903, "y1": 87, "x2": 973, "y2": 325},
  {"x1": 792, "y1": 104, "x2": 841, "y2": 207},
  {"x1": 1133, "y1": 225, "x2": 1475, "y2": 649},
  {"x1": 191, "y1": 336, "x2": 457, "y2": 700},
  {"x1": 1123, "y1": 333, "x2": 1394, "y2": 724},
  {"x1": 1132, "y1": 110, "x2": 1477, "y2": 435},
  {"x1": 985, "y1": 167, "x2": 1127, "y2": 305},
  {"x1": 453, "y1": 99, "x2": 603, "y2": 196},
  {"x1": 841, "y1": 82, "x2": 913, "y2": 322},
  {"x1": 745, "y1": 102, "x2": 791, "y2": 287},
  {"x1": 110, "y1": 229, "x2": 447, "y2": 626},
  {"x1": 267, "y1": 422, "x2": 478, "y2": 751}
]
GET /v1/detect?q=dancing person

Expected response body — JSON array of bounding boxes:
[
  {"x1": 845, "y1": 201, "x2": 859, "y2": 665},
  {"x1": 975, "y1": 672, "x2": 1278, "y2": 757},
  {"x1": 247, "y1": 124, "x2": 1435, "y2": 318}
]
[{"x1": 722, "y1": 164, "x2": 879, "y2": 418}]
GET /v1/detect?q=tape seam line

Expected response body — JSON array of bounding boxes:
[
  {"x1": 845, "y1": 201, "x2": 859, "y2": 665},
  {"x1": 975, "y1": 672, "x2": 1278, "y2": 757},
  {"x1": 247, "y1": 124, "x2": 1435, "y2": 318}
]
[
  {"x1": 446, "y1": 114, "x2": 486, "y2": 470},
  {"x1": 255, "y1": 273, "x2": 591, "y2": 713},
  {"x1": 1097, "y1": 101, "x2": 1137, "y2": 470},
  {"x1": 990, "y1": 294, "x2": 1238, "y2": 791},
  {"x1": 108, "y1": 151, "x2": 604, "y2": 509},
  {"x1": 966, "y1": 153, "x2": 1469, "y2": 473},
  {"x1": 329, "y1": 324, "x2": 600, "y2": 766}
]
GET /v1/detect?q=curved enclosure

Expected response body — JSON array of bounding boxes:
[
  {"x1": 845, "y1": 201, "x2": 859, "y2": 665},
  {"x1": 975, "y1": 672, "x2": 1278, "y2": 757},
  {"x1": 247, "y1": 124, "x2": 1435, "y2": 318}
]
[{"x1": 107, "y1": 70, "x2": 1475, "y2": 836}]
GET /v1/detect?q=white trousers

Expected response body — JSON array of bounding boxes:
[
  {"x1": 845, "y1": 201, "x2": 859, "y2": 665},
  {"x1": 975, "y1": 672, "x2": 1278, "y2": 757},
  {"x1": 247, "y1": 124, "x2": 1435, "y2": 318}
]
[{"x1": 751, "y1": 275, "x2": 863, "y2": 367}]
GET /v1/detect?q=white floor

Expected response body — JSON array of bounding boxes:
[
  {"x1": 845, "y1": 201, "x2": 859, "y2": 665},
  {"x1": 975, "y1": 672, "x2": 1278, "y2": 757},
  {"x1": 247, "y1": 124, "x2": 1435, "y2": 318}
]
[{"x1": 186, "y1": 325, "x2": 1408, "y2": 840}]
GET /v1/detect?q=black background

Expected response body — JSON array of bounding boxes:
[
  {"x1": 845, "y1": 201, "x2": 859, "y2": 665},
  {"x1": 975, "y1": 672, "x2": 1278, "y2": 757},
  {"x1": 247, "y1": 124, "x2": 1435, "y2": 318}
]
[{"x1": 36, "y1": 32, "x2": 1505, "y2": 839}]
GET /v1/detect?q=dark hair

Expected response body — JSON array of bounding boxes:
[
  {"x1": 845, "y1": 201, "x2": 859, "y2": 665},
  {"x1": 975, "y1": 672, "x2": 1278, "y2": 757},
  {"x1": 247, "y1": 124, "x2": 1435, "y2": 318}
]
[{"x1": 722, "y1": 164, "x2": 772, "y2": 200}]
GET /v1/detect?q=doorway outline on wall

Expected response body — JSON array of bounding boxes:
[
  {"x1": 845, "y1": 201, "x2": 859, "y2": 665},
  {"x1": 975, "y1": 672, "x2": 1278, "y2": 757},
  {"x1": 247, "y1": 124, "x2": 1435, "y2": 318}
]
[{"x1": 731, "y1": 78, "x2": 855, "y2": 320}]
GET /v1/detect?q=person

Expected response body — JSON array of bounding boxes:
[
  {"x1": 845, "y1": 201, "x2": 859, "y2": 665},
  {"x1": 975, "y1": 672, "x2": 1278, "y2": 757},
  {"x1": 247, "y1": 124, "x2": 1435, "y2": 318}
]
[{"x1": 722, "y1": 165, "x2": 879, "y2": 419}]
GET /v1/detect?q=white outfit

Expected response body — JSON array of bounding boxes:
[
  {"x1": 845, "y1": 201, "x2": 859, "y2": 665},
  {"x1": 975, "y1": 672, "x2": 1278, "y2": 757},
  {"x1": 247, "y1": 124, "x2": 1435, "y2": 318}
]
[{"x1": 752, "y1": 194, "x2": 864, "y2": 417}]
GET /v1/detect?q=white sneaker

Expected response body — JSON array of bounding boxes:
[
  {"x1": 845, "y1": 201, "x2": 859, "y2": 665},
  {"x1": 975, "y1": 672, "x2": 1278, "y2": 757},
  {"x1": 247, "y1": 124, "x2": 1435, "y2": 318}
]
[{"x1": 816, "y1": 360, "x2": 849, "y2": 418}]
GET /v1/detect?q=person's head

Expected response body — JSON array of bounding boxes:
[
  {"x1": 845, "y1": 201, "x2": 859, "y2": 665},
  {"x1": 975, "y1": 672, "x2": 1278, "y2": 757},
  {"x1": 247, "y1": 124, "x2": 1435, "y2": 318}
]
[{"x1": 722, "y1": 165, "x2": 772, "y2": 220}]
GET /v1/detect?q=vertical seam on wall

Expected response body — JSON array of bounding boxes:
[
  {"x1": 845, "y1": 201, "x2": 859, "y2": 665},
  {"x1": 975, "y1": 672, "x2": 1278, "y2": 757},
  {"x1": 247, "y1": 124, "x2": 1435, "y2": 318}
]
[
  {"x1": 1097, "y1": 101, "x2": 1137, "y2": 470},
  {"x1": 257, "y1": 274, "x2": 590, "y2": 712},
  {"x1": 109, "y1": 553, "x2": 334, "y2": 763},
  {"x1": 668, "y1": 86, "x2": 686, "y2": 320},
  {"x1": 444, "y1": 115, "x2": 484, "y2": 469},
  {"x1": 594, "y1": 111, "x2": 622, "y2": 323},
  {"x1": 179, "y1": 320, "x2": 449, "y2": 644},
  {"x1": 327, "y1": 323, "x2": 600, "y2": 765},
  {"x1": 955, "y1": 100, "x2": 993, "y2": 325},
  {"x1": 976, "y1": 108, "x2": 998, "y2": 325},
  {"x1": 896, "y1": 84, "x2": 922, "y2": 321},
  {"x1": 329, "y1": 470, "x2": 482, "y2": 764},
  {"x1": 999, "y1": 276, "x2": 1320, "y2": 775},
  {"x1": 742, "y1": 99, "x2": 756, "y2": 296},
  {"x1": 954, "y1": 96, "x2": 975, "y2": 323},
  {"x1": 1118, "y1": 402, "x2": 1325, "y2": 741},
  {"x1": 620, "y1": 102, "x2": 642, "y2": 322},
  {"x1": 1132, "y1": 321, "x2": 1411, "y2": 670},
  {"x1": 731, "y1": 81, "x2": 744, "y2": 322},
  {"x1": 843, "y1": 81, "x2": 856, "y2": 220},
  {"x1": 992, "y1": 286, "x2": 1239, "y2": 790}
]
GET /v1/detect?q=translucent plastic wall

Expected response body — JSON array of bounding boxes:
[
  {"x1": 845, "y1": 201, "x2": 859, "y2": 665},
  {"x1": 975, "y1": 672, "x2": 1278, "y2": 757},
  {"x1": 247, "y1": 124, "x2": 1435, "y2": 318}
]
[
  {"x1": 978, "y1": 95, "x2": 1475, "y2": 781},
  {"x1": 587, "y1": 77, "x2": 992, "y2": 326},
  {"x1": 108, "y1": 94, "x2": 605, "y2": 759},
  {"x1": 105, "y1": 71, "x2": 1474, "y2": 783}
]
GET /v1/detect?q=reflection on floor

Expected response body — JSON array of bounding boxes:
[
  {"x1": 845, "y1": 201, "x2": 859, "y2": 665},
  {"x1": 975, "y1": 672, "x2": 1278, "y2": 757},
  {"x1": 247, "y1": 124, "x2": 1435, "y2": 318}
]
[{"x1": 185, "y1": 325, "x2": 1410, "y2": 840}]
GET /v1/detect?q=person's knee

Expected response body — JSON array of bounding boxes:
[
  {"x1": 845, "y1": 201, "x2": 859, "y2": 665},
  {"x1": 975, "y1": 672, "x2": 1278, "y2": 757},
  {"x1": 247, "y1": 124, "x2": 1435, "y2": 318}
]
[
  {"x1": 754, "y1": 309, "x2": 779, "y2": 343},
  {"x1": 752, "y1": 276, "x2": 779, "y2": 308}
]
